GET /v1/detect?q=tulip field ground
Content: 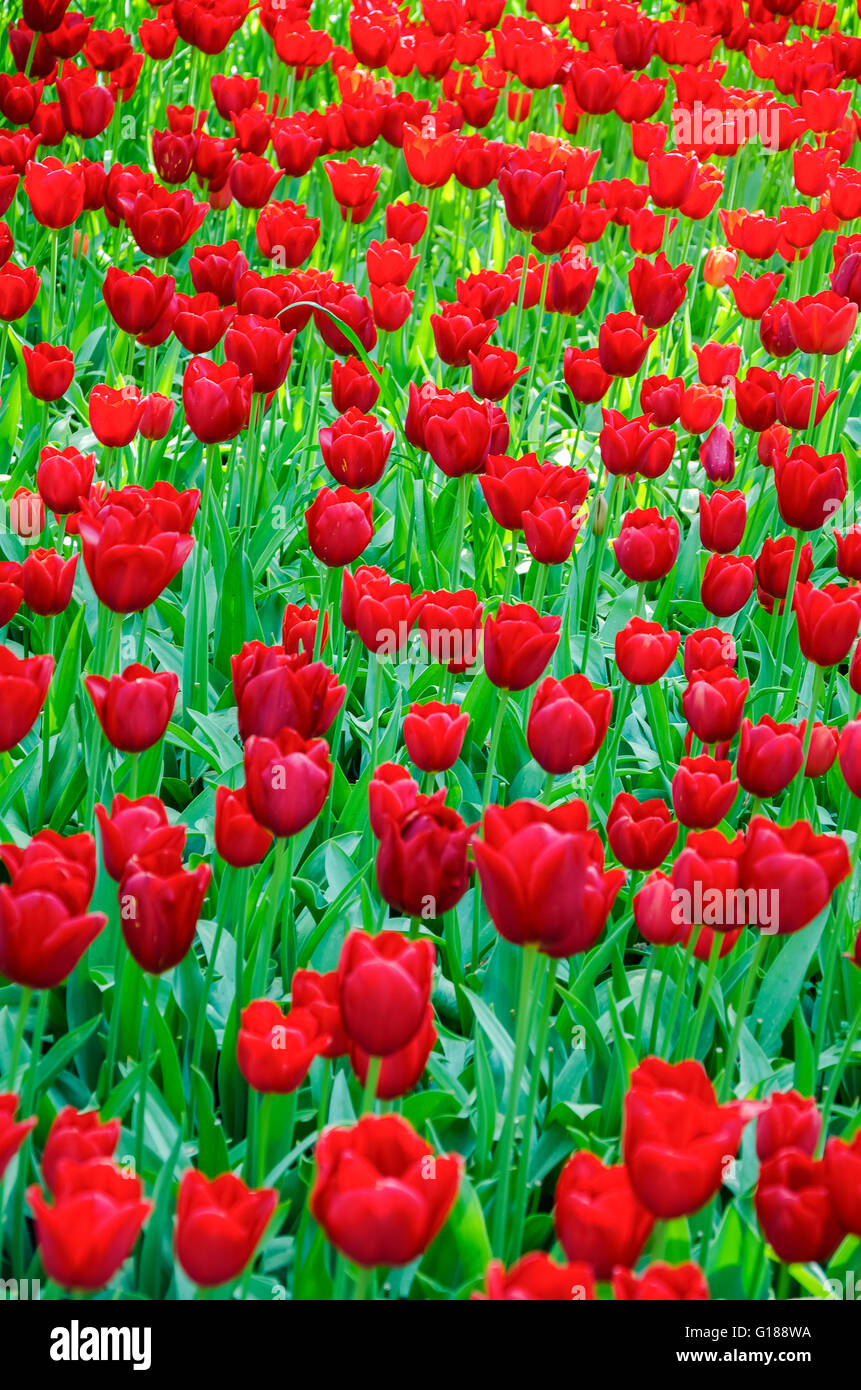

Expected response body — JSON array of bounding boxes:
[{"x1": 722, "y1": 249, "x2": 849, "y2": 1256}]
[{"x1": 2, "y1": 0, "x2": 861, "y2": 1320}]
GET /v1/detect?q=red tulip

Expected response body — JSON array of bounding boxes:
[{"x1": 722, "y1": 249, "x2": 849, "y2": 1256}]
[
  {"x1": 214, "y1": 785, "x2": 272, "y2": 868},
  {"x1": 624, "y1": 1058, "x2": 758, "y2": 1218},
  {"x1": 756, "y1": 1091, "x2": 821, "y2": 1163},
  {"x1": 471, "y1": 800, "x2": 624, "y2": 956},
  {"x1": 614, "y1": 508, "x2": 680, "y2": 583},
  {"x1": 85, "y1": 665, "x2": 178, "y2": 753},
  {"x1": 28, "y1": 1160, "x2": 150, "y2": 1291},
  {"x1": 475, "y1": 1253, "x2": 596, "y2": 1301},
  {"x1": 825, "y1": 1132, "x2": 861, "y2": 1237},
  {"x1": 305, "y1": 485, "x2": 373, "y2": 567},
  {"x1": 78, "y1": 486, "x2": 196, "y2": 613},
  {"x1": 42, "y1": 1108, "x2": 121, "y2": 1194},
  {"x1": 350, "y1": 1005, "x2": 437, "y2": 1101},
  {"x1": 243, "y1": 727, "x2": 332, "y2": 837},
  {"x1": 319, "y1": 408, "x2": 393, "y2": 489},
  {"x1": 403, "y1": 701, "x2": 469, "y2": 772},
  {"x1": 527, "y1": 674, "x2": 612, "y2": 773},
  {"x1": 88, "y1": 384, "x2": 145, "y2": 448},
  {"x1": 237, "y1": 999, "x2": 331, "y2": 1092},
  {"x1": 175, "y1": 1169, "x2": 277, "y2": 1287},
  {"x1": 21, "y1": 342, "x2": 74, "y2": 401},
  {"x1": 607, "y1": 793, "x2": 678, "y2": 870},
  {"x1": 483, "y1": 602, "x2": 560, "y2": 690},
  {"x1": 671, "y1": 756, "x2": 739, "y2": 830},
  {"x1": 95, "y1": 794, "x2": 184, "y2": 884},
  {"x1": 310, "y1": 1114, "x2": 461, "y2": 1267},
  {"x1": 598, "y1": 310, "x2": 656, "y2": 377},
  {"x1": 737, "y1": 717, "x2": 804, "y2": 800},
  {"x1": 20, "y1": 548, "x2": 77, "y2": 617},
  {"x1": 554, "y1": 1151, "x2": 654, "y2": 1280},
  {"x1": 0, "y1": 1094, "x2": 37, "y2": 1181},
  {"x1": 0, "y1": 645, "x2": 53, "y2": 751},
  {"x1": 183, "y1": 356, "x2": 253, "y2": 443},
  {"x1": 613, "y1": 1261, "x2": 709, "y2": 1300},
  {"x1": 683, "y1": 667, "x2": 749, "y2": 745},
  {"x1": 795, "y1": 582, "x2": 861, "y2": 667},
  {"x1": 615, "y1": 617, "x2": 680, "y2": 684},
  {"x1": 755, "y1": 1150, "x2": 845, "y2": 1264},
  {"x1": 119, "y1": 842, "x2": 211, "y2": 974},
  {"x1": 740, "y1": 816, "x2": 851, "y2": 936},
  {"x1": 338, "y1": 929, "x2": 435, "y2": 1056}
]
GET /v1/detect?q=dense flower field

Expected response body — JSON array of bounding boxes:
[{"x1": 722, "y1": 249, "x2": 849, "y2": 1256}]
[{"x1": 0, "y1": 0, "x2": 860, "y2": 1307}]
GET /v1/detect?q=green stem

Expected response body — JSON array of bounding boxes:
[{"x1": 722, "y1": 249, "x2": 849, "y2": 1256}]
[
  {"x1": 491, "y1": 945, "x2": 540, "y2": 1257},
  {"x1": 719, "y1": 934, "x2": 768, "y2": 1101},
  {"x1": 508, "y1": 956, "x2": 556, "y2": 1261}
]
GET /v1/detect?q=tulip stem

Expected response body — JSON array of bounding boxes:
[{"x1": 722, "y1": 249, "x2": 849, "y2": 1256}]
[
  {"x1": 719, "y1": 933, "x2": 768, "y2": 1101},
  {"x1": 252, "y1": 837, "x2": 290, "y2": 999},
  {"x1": 135, "y1": 972, "x2": 158, "y2": 1178},
  {"x1": 101, "y1": 913, "x2": 128, "y2": 1106},
  {"x1": 634, "y1": 950, "x2": 654, "y2": 1055},
  {"x1": 491, "y1": 944, "x2": 540, "y2": 1257},
  {"x1": 581, "y1": 474, "x2": 620, "y2": 675},
  {"x1": 257, "y1": 1093, "x2": 272, "y2": 1186},
  {"x1": 450, "y1": 473, "x2": 470, "y2": 593},
  {"x1": 12, "y1": 989, "x2": 48, "y2": 1276},
  {"x1": 812, "y1": 803, "x2": 861, "y2": 1073},
  {"x1": 662, "y1": 930, "x2": 698, "y2": 1057},
  {"x1": 191, "y1": 867, "x2": 232, "y2": 1083},
  {"x1": 819, "y1": 996, "x2": 861, "y2": 1143},
  {"x1": 785, "y1": 664, "x2": 823, "y2": 818},
  {"x1": 7, "y1": 986, "x2": 32, "y2": 1093},
  {"x1": 36, "y1": 616, "x2": 53, "y2": 828},
  {"x1": 233, "y1": 866, "x2": 250, "y2": 1016},
  {"x1": 313, "y1": 565, "x2": 337, "y2": 662},
  {"x1": 772, "y1": 528, "x2": 804, "y2": 685},
  {"x1": 508, "y1": 955, "x2": 556, "y2": 1262},
  {"x1": 481, "y1": 687, "x2": 510, "y2": 807},
  {"x1": 360, "y1": 1056, "x2": 381, "y2": 1114},
  {"x1": 680, "y1": 930, "x2": 722, "y2": 1062},
  {"x1": 805, "y1": 353, "x2": 823, "y2": 443},
  {"x1": 280, "y1": 836, "x2": 296, "y2": 991}
]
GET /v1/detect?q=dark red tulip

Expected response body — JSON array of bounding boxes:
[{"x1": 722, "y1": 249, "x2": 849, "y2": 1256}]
[
  {"x1": 85, "y1": 665, "x2": 178, "y2": 753},
  {"x1": 243, "y1": 727, "x2": 332, "y2": 838},
  {"x1": 606, "y1": 793, "x2": 678, "y2": 870},
  {"x1": 471, "y1": 800, "x2": 624, "y2": 956}
]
